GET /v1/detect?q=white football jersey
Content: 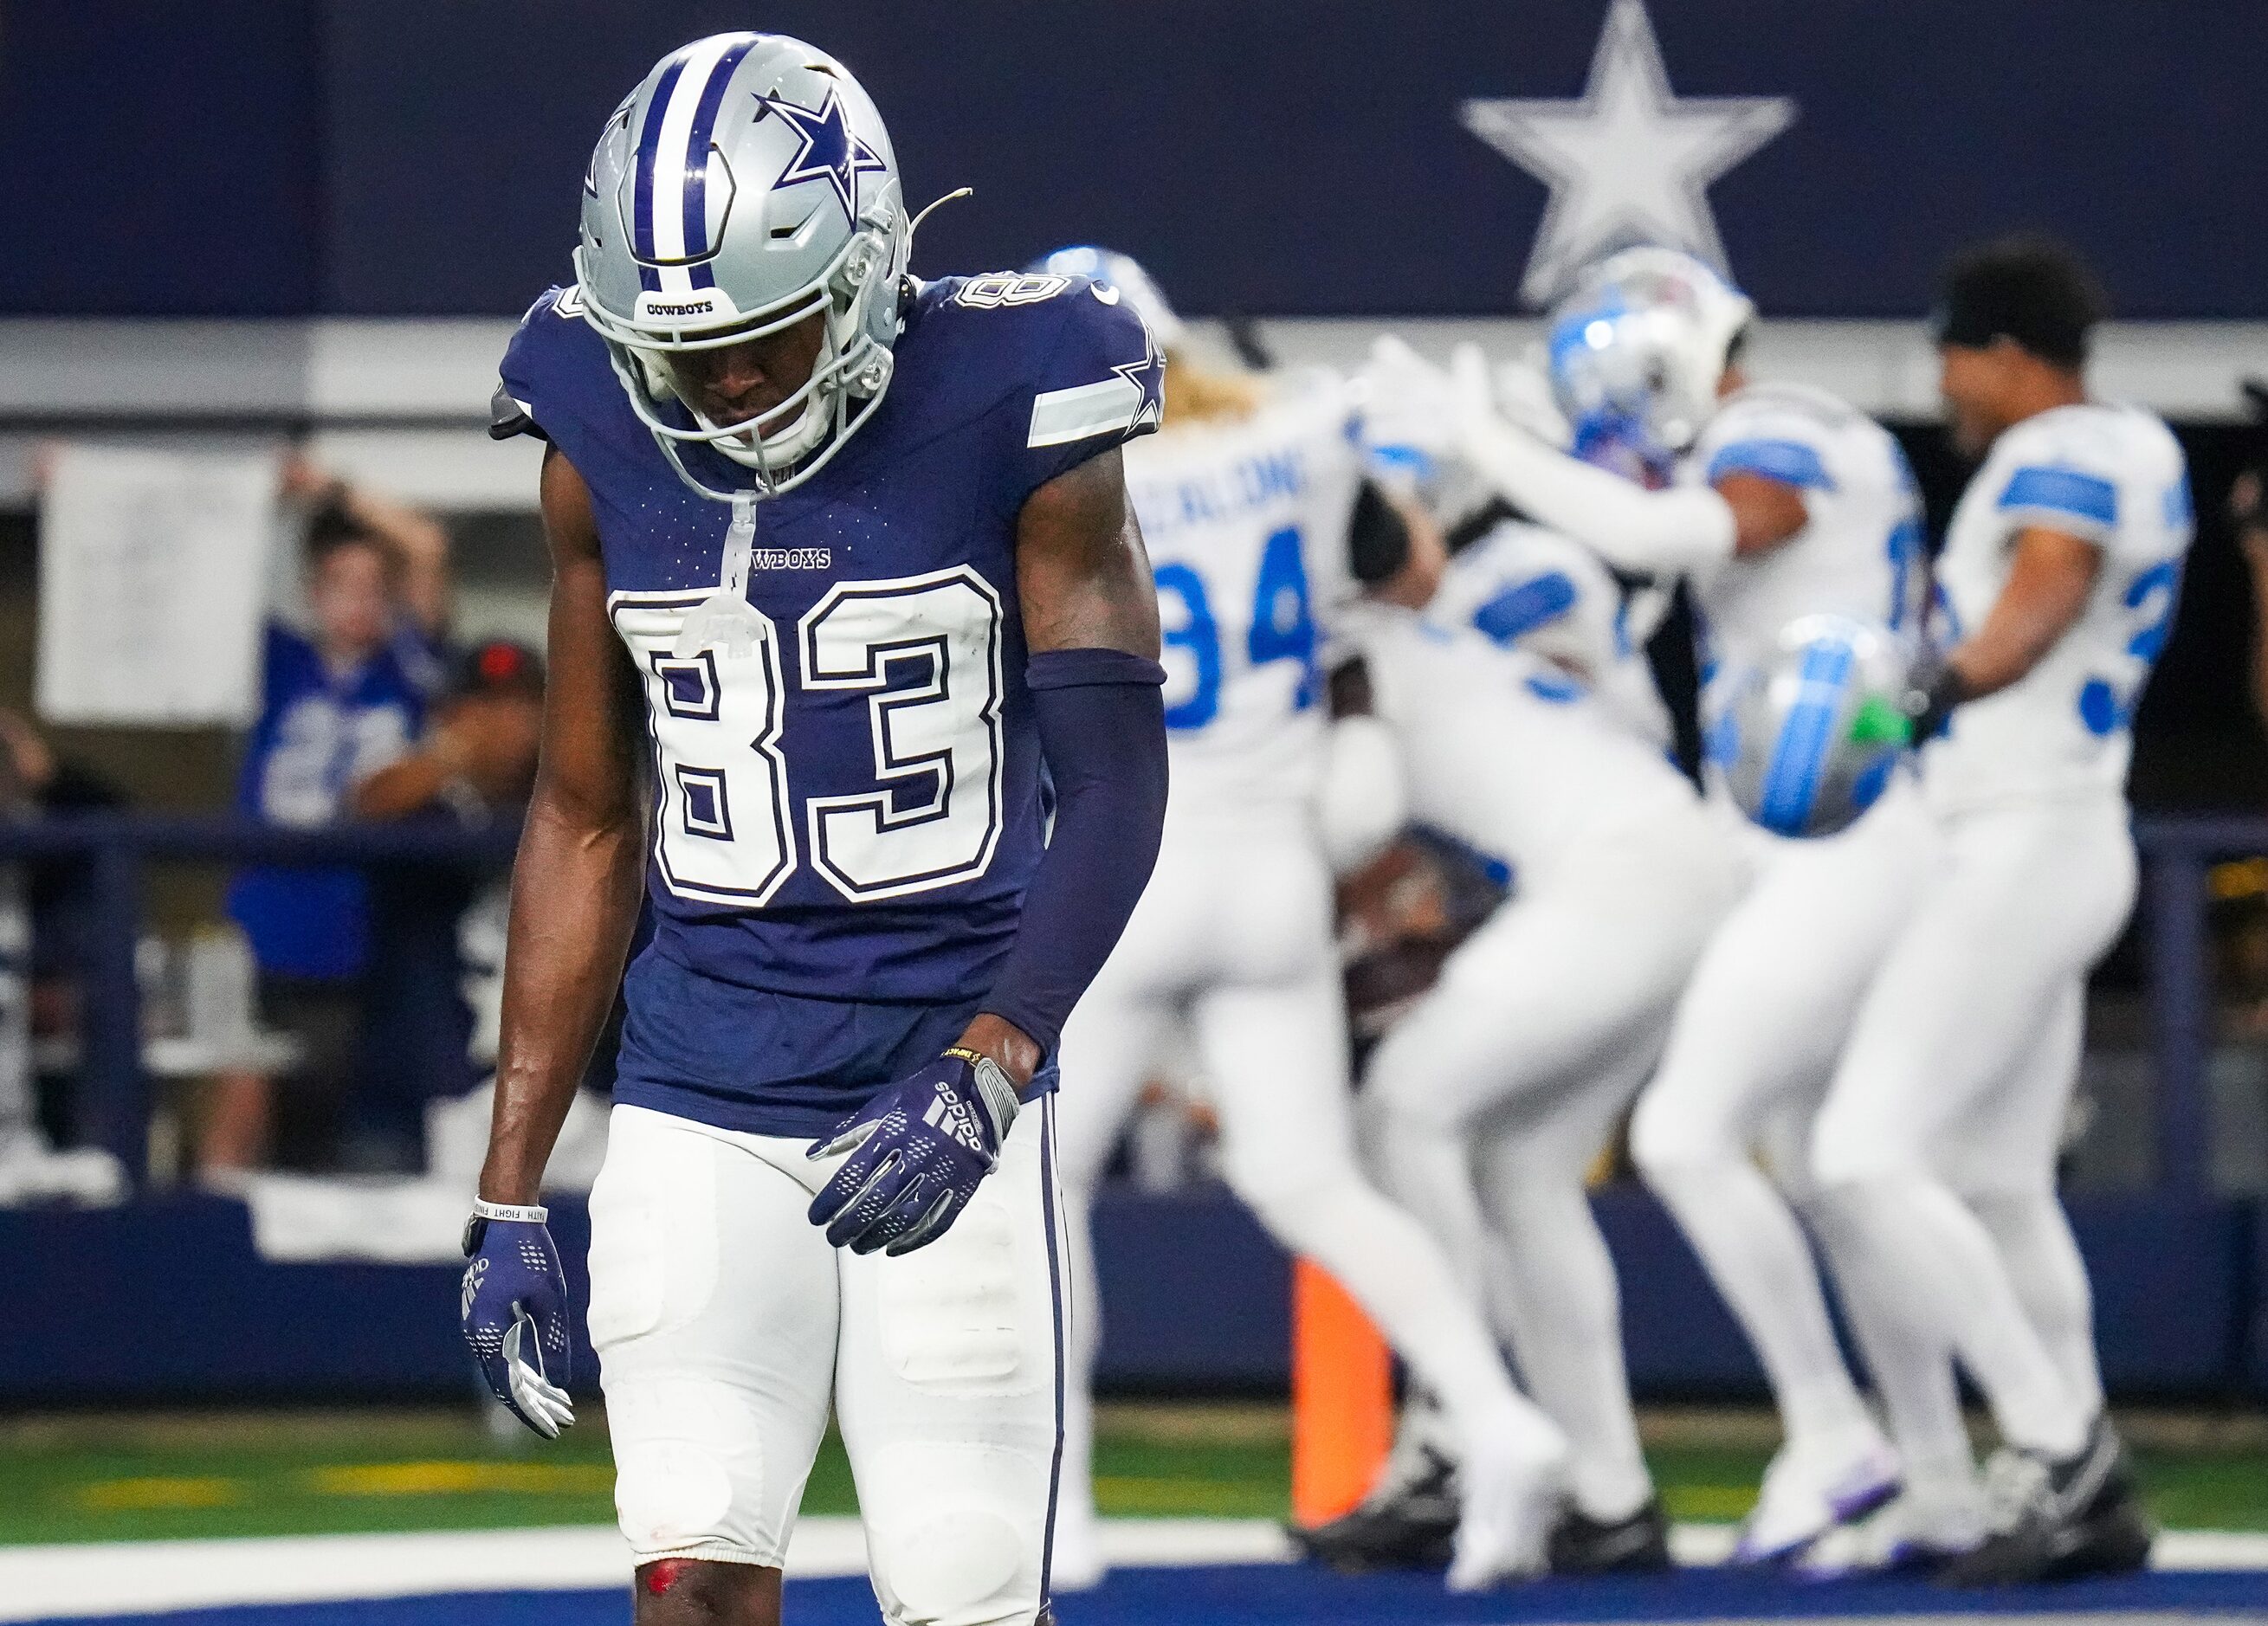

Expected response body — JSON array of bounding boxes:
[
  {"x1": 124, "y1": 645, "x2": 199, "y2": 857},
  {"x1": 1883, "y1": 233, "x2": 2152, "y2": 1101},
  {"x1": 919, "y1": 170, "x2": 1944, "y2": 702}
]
[
  {"x1": 1425, "y1": 518, "x2": 1674, "y2": 748},
  {"x1": 1123, "y1": 374, "x2": 1364, "y2": 819},
  {"x1": 1354, "y1": 604, "x2": 1696, "y2": 875},
  {"x1": 1680, "y1": 384, "x2": 1925, "y2": 700},
  {"x1": 1922, "y1": 402, "x2": 2191, "y2": 810}
]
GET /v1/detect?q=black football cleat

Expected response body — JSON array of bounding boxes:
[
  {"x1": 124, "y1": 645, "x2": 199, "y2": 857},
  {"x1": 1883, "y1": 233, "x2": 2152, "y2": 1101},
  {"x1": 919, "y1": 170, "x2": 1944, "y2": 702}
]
[
  {"x1": 1289, "y1": 1442, "x2": 1459, "y2": 1573},
  {"x1": 1937, "y1": 1416, "x2": 2154, "y2": 1587},
  {"x1": 1548, "y1": 1496, "x2": 1675, "y2": 1576}
]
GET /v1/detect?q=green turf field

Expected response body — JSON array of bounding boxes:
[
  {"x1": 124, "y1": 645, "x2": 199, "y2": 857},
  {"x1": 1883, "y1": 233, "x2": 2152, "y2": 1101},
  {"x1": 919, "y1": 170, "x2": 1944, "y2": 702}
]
[{"x1": 0, "y1": 1404, "x2": 2261, "y2": 1546}]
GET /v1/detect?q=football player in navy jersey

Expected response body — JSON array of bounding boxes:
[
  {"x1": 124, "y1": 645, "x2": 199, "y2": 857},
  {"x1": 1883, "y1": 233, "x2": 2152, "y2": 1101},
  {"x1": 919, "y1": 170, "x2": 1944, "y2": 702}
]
[{"x1": 460, "y1": 35, "x2": 1173, "y2": 1626}]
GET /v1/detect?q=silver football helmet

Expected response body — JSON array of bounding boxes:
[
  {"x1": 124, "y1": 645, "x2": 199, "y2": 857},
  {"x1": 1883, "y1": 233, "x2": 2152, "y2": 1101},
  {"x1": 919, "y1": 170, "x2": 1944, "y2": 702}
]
[
  {"x1": 1714, "y1": 616, "x2": 1914, "y2": 839},
  {"x1": 574, "y1": 34, "x2": 910, "y2": 499},
  {"x1": 1544, "y1": 247, "x2": 1754, "y2": 472}
]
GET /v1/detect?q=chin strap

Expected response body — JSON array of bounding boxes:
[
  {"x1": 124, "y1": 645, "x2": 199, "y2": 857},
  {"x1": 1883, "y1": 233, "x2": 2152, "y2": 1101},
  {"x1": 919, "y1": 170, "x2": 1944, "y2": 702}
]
[{"x1": 672, "y1": 492, "x2": 772, "y2": 659}]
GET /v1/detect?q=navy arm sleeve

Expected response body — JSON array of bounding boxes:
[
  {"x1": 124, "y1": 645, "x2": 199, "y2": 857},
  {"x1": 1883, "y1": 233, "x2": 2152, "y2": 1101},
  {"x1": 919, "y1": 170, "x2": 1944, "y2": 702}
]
[{"x1": 977, "y1": 648, "x2": 1168, "y2": 1060}]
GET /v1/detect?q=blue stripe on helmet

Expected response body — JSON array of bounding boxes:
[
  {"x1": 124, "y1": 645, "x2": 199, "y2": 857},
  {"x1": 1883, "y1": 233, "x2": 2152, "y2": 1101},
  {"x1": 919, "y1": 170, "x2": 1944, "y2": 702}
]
[
  {"x1": 680, "y1": 37, "x2": 757, "y2": 269},
  {"x1": 631, "y1": 53, "x2": 691, "y2": 266},
  {"x1": 1756, "y1": 640, "x2": 1854, "y2": 835}
]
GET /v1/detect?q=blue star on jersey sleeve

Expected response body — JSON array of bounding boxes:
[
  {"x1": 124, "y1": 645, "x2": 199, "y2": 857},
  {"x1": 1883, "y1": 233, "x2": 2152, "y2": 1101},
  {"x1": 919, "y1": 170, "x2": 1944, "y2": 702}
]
[{"x1": 1018, "y1": 279, "x2": 1165, "y2": 493}]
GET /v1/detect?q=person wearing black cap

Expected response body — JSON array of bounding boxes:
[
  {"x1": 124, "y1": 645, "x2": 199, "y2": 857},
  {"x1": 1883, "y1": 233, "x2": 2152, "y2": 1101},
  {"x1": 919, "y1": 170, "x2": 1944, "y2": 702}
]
[{"x1": 1805, "y1": 236, "x2": 2187, "y2": 1583}]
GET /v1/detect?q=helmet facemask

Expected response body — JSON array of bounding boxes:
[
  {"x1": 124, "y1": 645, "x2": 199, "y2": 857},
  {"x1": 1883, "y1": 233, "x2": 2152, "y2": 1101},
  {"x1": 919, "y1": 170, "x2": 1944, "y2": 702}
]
[
  {"x1": 576, "y1": 188, "x2": 906, "y2": 500},
  {"x1": 571, "y1": 35, "x2": 917, "y2": 504}
]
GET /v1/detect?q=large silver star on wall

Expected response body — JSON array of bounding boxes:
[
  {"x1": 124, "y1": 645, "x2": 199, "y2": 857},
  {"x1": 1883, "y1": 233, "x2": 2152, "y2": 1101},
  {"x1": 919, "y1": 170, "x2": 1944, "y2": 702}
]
[{"x1": 1463, "y1": 0, "x2": 1795, "y2": 304}]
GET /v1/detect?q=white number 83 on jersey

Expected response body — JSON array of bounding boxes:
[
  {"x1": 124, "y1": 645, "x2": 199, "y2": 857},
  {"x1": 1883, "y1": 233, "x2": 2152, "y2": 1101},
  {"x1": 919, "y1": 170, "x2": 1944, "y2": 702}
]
[{"x1": 609, "y1": 567, "x2": 1005, "y2": 906}]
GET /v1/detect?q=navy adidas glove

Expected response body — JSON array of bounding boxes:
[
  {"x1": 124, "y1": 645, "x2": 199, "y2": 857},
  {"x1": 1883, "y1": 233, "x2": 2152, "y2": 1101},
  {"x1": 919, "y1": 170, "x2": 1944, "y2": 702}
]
[
  {"x1": 807, "y1": 1047, "x2": 1019, "y2": 1256},
  {"x1": 460, "y1": 1201, "x2": 576, "y2": 1438}
]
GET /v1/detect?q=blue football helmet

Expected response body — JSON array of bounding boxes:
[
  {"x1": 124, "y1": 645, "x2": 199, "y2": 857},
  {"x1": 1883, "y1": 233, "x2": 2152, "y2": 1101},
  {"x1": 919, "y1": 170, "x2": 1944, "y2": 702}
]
[
  {"x1": 574, "y1": 34, "x2": 910, "y2": 498},
  {"x1": 1544, "y1": 248, "x2": 1754, "y2": 474}
]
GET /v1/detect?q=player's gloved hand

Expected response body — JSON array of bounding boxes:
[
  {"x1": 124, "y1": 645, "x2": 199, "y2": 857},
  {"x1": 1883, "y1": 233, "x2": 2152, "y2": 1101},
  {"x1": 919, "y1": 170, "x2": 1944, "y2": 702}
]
[
  {"x1": 1900, "y1": 657, "x2": 1972, "y2": 745},
  {"x1": 460, "y1": 1200, "x2": 576, "y2": 1438},
  {"x1": 807, "y1": 1047, "x2": 1019, "y2": 1256}
]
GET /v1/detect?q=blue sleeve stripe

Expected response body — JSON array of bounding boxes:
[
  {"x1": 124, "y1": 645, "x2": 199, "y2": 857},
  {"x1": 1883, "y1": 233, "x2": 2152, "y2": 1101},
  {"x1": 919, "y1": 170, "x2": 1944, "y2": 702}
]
[
  {"x1": 1705, "y1": 438, "x2": 1833, "y2": 491},
  {"x1": 1471, "y1": 572, "x2": 1579, "y2": 645},
  {"x1": 1998, "y1": 465, "x2": 2118, "y2": 528}
]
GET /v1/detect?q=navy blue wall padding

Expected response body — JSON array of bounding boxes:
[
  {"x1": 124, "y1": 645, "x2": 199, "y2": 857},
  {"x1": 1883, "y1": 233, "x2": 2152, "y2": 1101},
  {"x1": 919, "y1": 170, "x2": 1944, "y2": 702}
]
[
  {"x1": 0, "y1": 1188, "x2": 2254, "y2": 1403},
  {"x1": 9, "y1": 3, "x2": 2268, "y2": 316}
]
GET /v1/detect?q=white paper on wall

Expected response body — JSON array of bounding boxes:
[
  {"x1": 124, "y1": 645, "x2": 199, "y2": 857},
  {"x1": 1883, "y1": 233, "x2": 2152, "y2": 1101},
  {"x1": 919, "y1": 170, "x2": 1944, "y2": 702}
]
[{"x1": 36, "y1": 443, "x2": 281, "y2": 726}]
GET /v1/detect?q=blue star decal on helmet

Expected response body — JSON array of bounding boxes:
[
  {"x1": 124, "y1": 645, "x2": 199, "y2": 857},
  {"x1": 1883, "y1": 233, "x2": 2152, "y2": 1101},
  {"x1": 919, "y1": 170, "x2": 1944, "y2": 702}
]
[{"x1": 755, "y1": 87, "x2": 888, "y2": 222}]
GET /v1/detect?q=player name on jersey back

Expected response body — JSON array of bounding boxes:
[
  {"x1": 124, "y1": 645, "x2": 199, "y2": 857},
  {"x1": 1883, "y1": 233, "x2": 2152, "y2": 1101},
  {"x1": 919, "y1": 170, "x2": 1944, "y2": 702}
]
[{"x1": 1123, "y1": 377, "x2": 1363, "y2": 821}]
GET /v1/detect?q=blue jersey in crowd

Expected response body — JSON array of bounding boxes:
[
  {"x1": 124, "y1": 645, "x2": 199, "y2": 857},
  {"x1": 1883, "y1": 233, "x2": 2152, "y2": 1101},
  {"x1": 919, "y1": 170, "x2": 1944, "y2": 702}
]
[
  {"x1": 497, "y1": 272, "x2": 1159, "y2": 1134},
  {"x1": 227, "y1": 621, "x2": 443, "y2": 982}
]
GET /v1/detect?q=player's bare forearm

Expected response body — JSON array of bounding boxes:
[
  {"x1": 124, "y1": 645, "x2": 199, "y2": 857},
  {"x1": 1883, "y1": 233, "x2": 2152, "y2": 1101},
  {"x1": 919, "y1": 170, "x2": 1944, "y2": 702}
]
[
  {"x1": 481, "y1": 449, "x2": 647, "y2": 1203},
  {"x1": 1947, "y1": 526, "x2": 2101, "y2": 700},
  {"x1": 1014, "y1": 448, "x2": 1161, "y2": 658},
  {"x1": 1714, "y1": 471, "x2": 1810, "y2": 557}
]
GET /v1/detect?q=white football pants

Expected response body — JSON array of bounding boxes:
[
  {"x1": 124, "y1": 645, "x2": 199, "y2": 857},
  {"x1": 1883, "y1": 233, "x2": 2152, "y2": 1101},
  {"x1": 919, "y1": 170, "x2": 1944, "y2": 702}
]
[
  {"x1": 1053, "y1": 813, "x2": 1548, "y2": 1539},
  {"x1": 1628, "y1": 782, "x2": 1938, "y2": 1458},
  {"x1": 1811, "y1": 793, "x2": 2135, "y2": 1459},
  {"x1": 587, "y1": 1103, "x2": 1066, "y2": 1626},
  {"x1": 1367, "y1": 798, "x2": 1741, "y2": 1520}
]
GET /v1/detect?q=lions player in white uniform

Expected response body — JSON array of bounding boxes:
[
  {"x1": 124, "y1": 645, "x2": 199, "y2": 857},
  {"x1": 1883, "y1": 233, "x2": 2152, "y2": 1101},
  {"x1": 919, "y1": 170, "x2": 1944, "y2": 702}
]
[
  {"x1": 1038, "y1": 250, "x2": 1568, "y2": 1594},
  {"x1": 1426, "y1": 515, "x2": 1677, "y2": 751},
  {"x1": 1320, "y1": 457, "x2": 1741, "y2": 1572},
  {"x1": 1809, "y1": 238, "x2": 2181, "y2": 1584},
  {"x1": 1449, "y1": 250, "x2": 1971, "y2": 1565}
]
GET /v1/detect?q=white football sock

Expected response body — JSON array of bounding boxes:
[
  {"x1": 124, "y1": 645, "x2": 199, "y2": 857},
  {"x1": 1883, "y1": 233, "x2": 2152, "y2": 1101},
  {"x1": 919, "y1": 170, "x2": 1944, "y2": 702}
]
[
  {"x1": 1970, "y1": 1189, "x2": 2105, "y2": 1420},
  {"x1": 1476, "y1": 1167, "x2": 1652, "y2": 1520},
  {"x1": 1473, "y1": 1100, "x2": 1653, "y2": 1522},
  {"x1": 1244, "y1": 1146, "x2": 1549, "y2": 1447},
  {"x1": 1806, "y1": 1193, "x2": 1974, "y2": 1499},
  {"x1": 1823, "y1": 1173, "x2": 2086, "y2": 1460},
  {"x1": 1643, "y1": 1156, "x2": 1876, "y2": 1447}
]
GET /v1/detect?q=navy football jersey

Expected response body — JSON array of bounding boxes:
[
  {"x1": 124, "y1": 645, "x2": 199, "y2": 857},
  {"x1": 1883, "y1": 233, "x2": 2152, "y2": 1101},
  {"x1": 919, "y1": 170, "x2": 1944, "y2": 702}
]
[{"x1": 497, "y1": 272, "x2": 1160, "y2": 1133}]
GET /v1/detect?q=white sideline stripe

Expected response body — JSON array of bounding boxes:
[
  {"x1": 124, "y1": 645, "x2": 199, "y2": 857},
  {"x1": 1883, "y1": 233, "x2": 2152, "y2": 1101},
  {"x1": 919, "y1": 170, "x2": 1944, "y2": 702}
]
[
  {"x1": 1, "y1": 1518, "x2": 2262, "y2": 1621},
  {"x1": 1026, "y1": 376, "x2": 1143, "y2": 447}
]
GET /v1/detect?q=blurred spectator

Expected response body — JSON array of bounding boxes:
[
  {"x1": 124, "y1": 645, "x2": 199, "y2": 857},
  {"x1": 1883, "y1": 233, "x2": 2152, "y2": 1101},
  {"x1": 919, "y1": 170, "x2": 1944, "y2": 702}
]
[
  {"x1": 2238, "y1": 460, "x2": 2268, "y2": 739},
  {"x1": 0, "y1": 711, "x2": 126, "y2": 1204},
  {"x1": 351, "y1": 639, "x2": 544, "y2": 826},
  {"x1": 203, "y1": 458, "x2": 455, "y2": 1179},
  {"x1": 348, "y1": 641, "x2": 546, "y2": 1169}
]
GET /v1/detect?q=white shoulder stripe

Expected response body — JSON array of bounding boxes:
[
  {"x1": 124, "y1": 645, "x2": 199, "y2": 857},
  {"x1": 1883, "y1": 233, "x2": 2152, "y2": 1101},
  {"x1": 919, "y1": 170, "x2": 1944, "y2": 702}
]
[
  {"x1": 1027, "y1": 377, "x2": 1144, "y2": 448},
  {"x1": 648, "y1": 35, "x2": 739, "y2": 294}
]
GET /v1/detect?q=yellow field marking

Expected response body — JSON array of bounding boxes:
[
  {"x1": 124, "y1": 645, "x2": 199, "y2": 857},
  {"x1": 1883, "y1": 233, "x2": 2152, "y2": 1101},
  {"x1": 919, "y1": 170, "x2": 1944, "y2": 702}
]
[
  {"x1": 309, "y1": 1461, "x2": 615, "y2": 1498},
  {"x1": 1664, "y1": 1484, "x2": 1757, "y2": 1519},
  {"x1": 77, "y1": 1476, "x2": 245, "y2": 1511}
]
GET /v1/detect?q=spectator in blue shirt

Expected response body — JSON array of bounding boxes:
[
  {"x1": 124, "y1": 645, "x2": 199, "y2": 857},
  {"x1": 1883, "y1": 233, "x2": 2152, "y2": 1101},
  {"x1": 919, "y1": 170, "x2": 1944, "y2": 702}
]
[{"x1": 203, "y1": 460, "x2": 454, "y2": 1177}]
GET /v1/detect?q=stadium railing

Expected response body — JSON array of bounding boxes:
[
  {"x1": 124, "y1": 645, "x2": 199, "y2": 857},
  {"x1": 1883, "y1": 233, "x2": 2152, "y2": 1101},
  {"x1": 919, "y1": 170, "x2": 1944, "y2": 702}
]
[{"x1": 0, "y1": 810, "x2": 2254, "y2": 1194}]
